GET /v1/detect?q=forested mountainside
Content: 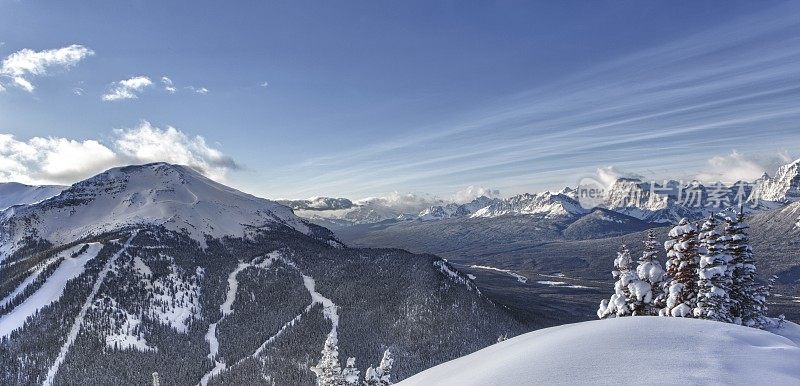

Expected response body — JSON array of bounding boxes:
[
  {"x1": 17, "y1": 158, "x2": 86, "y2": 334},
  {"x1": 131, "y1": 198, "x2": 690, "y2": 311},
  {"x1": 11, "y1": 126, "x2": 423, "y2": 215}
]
[{"x1": 0, "y1": 163, "x2": 523, "y2": 385}]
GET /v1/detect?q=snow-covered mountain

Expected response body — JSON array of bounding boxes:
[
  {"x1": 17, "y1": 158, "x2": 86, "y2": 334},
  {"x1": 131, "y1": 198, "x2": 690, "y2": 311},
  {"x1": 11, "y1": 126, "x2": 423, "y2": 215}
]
[
  {"x1": 471, "y1": 191, "x2": 587, "y2": 219},
  {"x1": 399, "y1": 317, "x2": 800, "y2": 385},
  {"x1": 418, "y1": 196, "x2": 500, "y2": 221},
  {"x1": 0, "y1": 163, "x2": 335, "y2": 261},
  {"x1": 277, "y1": 196, "x2": 355, "y2": 211},
  {"x1": 599, "y1": 178, "x2": 710, "y2": 223},
  {"x1": 0, "y1": 182, "x2": 65, "y2": 211},
  {"x1": 750, "y1": 159, "x2": 800, "y2": 204},
  {"x1": 294, "y1": 159, "x2": 800, "y2": 227},
  {"x1": 0, "y1": 163, "x2": 522, "y2": 385}
]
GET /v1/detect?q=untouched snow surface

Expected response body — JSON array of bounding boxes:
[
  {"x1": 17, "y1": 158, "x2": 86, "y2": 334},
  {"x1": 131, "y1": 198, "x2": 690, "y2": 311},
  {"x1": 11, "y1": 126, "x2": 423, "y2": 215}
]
[
  {"x1": 0, "y1": 243, "x2": 103, "y2": 338},
  {"x1": 399, "y1": 317, "x2": 800, "y2": 386}
]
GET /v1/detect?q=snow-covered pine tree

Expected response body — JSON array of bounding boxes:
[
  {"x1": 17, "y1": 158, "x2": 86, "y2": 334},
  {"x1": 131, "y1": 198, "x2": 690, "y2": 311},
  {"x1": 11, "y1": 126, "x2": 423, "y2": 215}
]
[
  {"x1": 724, "y1": 211, "x2": 769, "y2": 328},
  {"x1": 633, "y1": 230, "x2": 665, "y2": 315},
  {"x1": 597, "y1": 245, "x2": 639, "y2": 318},
  {"x1": 661, "y1": 218, "x2": 700, "y2": 317},
  {"x1": 694, "y1": 215, "x2": 733, "y2": 322},
  {"x1": 364, "y1": 367, "x2": 380, "y2": 386},
  {"x1": 376, "y1": 349, "x2": 393, "y2": 385},
  {"x1": 342, "y1": 357, "x2": 360, "y2": 386},
  {"x1": 311, "y1": 334, "x2": 344, "y2": 386}
]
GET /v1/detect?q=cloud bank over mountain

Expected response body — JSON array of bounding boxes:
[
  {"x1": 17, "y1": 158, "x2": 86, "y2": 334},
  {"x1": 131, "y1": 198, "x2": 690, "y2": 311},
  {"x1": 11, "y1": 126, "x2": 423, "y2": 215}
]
[{"x1": 0, "y1": 121, "x2": 237, "y2": 184}]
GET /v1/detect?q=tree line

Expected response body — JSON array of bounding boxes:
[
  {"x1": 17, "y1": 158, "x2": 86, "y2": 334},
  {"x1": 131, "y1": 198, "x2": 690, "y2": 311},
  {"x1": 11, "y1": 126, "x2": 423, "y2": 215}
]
[{"x1": 598, "y1": 211, "x2": 782, "y2": 329}]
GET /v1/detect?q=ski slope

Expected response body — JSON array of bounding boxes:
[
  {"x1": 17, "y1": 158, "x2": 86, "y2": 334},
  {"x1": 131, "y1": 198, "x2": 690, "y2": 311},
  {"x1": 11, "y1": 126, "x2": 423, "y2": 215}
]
[
  {"x1": 399, "y1": 317, "x2": 800, "y2": 386},
  {"x1": 0, "y1": 243, "x2": 103, "y2": 338},
  {"x1": 44, "y1": 237, "x2": 133, "y2": 386}
]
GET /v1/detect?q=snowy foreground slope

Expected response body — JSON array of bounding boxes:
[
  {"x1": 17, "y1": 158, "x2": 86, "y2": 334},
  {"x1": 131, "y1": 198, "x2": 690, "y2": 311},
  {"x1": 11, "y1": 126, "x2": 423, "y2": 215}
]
[{"x1": 399, "y1": 317, "x2": 800, "y2": 386}]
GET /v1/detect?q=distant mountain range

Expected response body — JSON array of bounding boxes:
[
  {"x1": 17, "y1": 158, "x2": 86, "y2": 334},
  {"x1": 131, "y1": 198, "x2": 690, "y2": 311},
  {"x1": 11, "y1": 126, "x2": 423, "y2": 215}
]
[{"x1": 285, "y1": 158, "x2": 800, "y2": 227}]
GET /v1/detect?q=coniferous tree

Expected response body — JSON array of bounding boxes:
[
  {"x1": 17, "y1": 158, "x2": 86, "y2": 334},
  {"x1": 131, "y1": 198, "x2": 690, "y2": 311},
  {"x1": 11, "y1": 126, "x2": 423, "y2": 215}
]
[
  {"x1": 342, "y1": 357, "x2": 360, "y2": 386},
  {"x1": 724, "y1": 212, "x2": 769, "y2": 328},
  {"x1": 597, "y1": 245, "x2": 638, "y2": 318},
  {"x1": 363, "y1": 367, "x2": 380, "y2": 386},
  {"x1": 363, "y1": 349, "x2": 393, "y2": 386},
  {"x1": 376, "y1": 349, "x2": 393, "y2": 386},
  {"x1": 694, "y1": 215, "x2": 733, "y2": 322},
  {"x1": 634, "y1": 230, "x2": 665, "y2": 315},
  {"x1": 311, "y1": 334, "x2": 344, "y2": 386},
  {"x1": 661, "y1": 218, "x2": 700, "y2": 317}
]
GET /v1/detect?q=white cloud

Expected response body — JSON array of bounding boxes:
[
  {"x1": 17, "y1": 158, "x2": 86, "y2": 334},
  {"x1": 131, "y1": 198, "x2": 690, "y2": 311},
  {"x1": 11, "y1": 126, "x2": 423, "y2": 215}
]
[
  {"x1": 0, "y1": 44, "x2": 94, "y2": 92},
  {"x1": 595, "y1": 166, "x2": 643, "y2": 187},
  {"x1": 186, "y1": 86, "x2": 209, "y2": 94},
  {"x1": 161, "y1": 76, "x2": 176, "y2": 93},
  {"x1": 451, "y1": 185, "x2": 501, "y2": 203},
  {"x1": 260, "y1": 81, "x2": 269, "y2": 88},
  {"x1": 356, "y1": 192, "x2": 443, "y2": 213},
  {"x1": 0, "y1": 134, "x2": 116, "y2": 184},
  {"x1": 696, "y1": 151, "x2": 768, "y2": 183},
  {"x1": 160, "y1": 76, "x2": 208, "y2": 95},
  {"x1": 0, "y1": 122, "x2": 237, "y2": 185},
  {"x1": 102, "y1": 76, "x2": 153, "y2": 101},
  {"x1": 72, "y1": 87, "x2": 84, "y2": 96},
  {"x1": 114, "y1": 121, "x2": 236, "y2": 181},
  {"x1": 12, "y1": 77, "x2": 34, "y2": 92}
]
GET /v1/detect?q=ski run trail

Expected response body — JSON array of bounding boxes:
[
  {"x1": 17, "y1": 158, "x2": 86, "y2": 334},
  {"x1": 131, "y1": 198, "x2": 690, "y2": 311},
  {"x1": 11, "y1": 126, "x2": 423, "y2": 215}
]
[
  {"x1": 43, "y1": 235, "x2": 135, "y2": 386},
  {"x1": 0, "y1": 243, "x2": 104, "y2": 338},
  {"x1": 199, "y1": 251, "x2": 339, "y2": 385}
]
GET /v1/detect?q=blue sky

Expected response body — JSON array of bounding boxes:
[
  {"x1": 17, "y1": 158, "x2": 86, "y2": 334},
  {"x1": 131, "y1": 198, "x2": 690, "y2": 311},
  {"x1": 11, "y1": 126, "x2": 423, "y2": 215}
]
[{"x1": 1, "y1": 0, "x2": 799, "y2": 201}]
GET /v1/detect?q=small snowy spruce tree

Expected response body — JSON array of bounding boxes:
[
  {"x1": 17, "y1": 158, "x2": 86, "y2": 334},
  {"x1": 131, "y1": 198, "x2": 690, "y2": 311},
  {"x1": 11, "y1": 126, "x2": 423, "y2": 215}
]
[
  {"x1": 364, "y1": 349, "x2": 394, "y2": 386},
  {"x1": 661, "y1": 218, "x2": 700, "y2": 317},
  {"x1": 724, "y1": 212, "x2": 769, "y2": 328},
  {"x1": 376, "y1": 349, "x2": 393, "y2": 385},
  {"x1": 597, "y1": 245, "x2": 639, "y2": 318},
  {"x1": 694, "y1": 215, "x2": 733, "y2": 322},
  {"x1": 311, "y1": 334, "x2": 344, "y2": 386},
  {"x1": 364, "y1": 367, "x2": 380, "y2": 386},
  {"x1": 342, "y1": 357, "x2": 360, "y2": 386},
  {"x1": 633, "y1": 230, "x2": 666, "y2": 315}
]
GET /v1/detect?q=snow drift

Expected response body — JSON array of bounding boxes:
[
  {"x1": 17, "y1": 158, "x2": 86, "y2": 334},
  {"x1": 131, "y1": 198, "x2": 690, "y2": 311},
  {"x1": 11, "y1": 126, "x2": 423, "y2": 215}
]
[{"x1": 398, "y1": 317, "x2": 800, "y2": 385}]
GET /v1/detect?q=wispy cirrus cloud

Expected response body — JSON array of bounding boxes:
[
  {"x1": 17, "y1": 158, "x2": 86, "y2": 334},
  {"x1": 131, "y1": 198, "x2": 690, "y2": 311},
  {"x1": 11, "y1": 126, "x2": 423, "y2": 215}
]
[
  {"x1": 0, "y1": 121, "x2": 238, "y2": 184},
  {"x1": 0, "y1": 44, "x2": 94, "y2": 92},
  {"x1": 102, "y1": 76, "x2": 153, "y2": 101},
  {"x1": 274, "y1": 2, "x2": 800, "y2": 197}
]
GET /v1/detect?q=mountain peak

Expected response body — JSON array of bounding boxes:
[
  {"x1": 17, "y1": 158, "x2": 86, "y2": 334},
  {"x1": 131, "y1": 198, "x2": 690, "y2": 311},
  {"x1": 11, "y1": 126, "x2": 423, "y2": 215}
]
[
  {"x1": 0, "y1": 163, "x2": 331, "y2": 258},
  {"x1": 749, "y1": 158, "x2": 800, "y2": 203}
]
